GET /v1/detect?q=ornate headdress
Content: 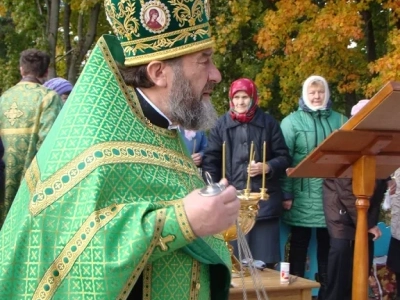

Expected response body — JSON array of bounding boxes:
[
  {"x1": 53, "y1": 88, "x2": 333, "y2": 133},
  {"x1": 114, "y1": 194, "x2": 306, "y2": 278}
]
[{"x1": 105, "y1": 0, "x2": 213, "y2": 66}]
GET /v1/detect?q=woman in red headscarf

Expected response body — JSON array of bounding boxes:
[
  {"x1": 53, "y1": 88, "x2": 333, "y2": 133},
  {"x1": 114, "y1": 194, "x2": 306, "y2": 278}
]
[{"x1": 202, "y1": 78, "x2": 292, "y2": 268}]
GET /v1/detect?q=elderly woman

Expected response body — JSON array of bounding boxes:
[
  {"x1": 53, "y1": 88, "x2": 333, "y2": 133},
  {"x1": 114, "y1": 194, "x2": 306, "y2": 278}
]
[
  {"x1": 202, "y1": 78, "x2": 291, "y2": 268},
  {"x1": 280, "y1": 75, "x2": 347, "y2": 299}
]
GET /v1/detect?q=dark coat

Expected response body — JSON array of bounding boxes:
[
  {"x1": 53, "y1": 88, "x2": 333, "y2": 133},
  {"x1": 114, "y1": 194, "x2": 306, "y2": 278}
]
[
  {"x1": 202, "y1": 107, "x2": 292, "y2": 220},
  {"x1": 0, "y1": 137, "x2": 4, "y2": 204},
  {"x1": 323, "y1": 178, "x2": 387, "y2": 240}
]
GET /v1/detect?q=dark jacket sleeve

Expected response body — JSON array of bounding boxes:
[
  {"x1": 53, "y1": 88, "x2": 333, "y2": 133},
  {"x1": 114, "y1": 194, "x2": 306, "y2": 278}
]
[
  {"x1": 280, "y1": 116, "x2": 296, "y2": 200},
  {"x1": 328, "y1": 178, "x2": 384, "y2": 231},
  {"x1": 334, "y1": 178, "x2": 358, "y2": 225},
  {"x1": 0, "y1": 137, "x2": 5, "y2": 204},
  {"x1": 368, "y1": 179, "x2": 387, "y2": 229},
  {"x1": 202, "y1": 118, "x2": 223, "y2": 183},
  {"x1": 266, "y1": 117, "x2": 292, "y2": 180}
]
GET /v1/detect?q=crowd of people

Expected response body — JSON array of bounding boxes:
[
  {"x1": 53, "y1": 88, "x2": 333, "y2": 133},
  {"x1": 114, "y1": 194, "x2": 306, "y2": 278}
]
[{"x1": 0, "y1": 0, "x2": 399, "y2": 299}]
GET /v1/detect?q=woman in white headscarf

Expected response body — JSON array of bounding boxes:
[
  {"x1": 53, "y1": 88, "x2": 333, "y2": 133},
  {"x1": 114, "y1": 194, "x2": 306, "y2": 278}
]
[{"x1": 280, "y1": 75, "x2": 348, "y2": 299}]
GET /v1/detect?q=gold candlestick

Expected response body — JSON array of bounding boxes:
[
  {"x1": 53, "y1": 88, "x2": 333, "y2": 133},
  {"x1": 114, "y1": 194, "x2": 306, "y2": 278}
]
[
  {"x1": 262, "y1": 141, "x2": 266, "y2": 190},
  {"x1": 260, "y1": 141, "x2": 269, "y2": 200},
  {"x1": 245, "y1": 142, "x2": 254, "y2": 195},
  {"x1": 222, "y1": 141, "x2": 226, "y2": 179}
]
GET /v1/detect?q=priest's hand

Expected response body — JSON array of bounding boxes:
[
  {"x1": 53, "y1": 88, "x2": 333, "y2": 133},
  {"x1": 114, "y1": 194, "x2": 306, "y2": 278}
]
[{"x1": 183, "y1": 179, "x2": 240, "y2": 237}]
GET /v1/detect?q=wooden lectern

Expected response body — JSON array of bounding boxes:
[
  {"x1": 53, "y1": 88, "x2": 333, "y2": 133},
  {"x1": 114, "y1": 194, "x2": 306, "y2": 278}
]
[{"x1": 287, "y1": 81, "x2": 400, "y2": 300}]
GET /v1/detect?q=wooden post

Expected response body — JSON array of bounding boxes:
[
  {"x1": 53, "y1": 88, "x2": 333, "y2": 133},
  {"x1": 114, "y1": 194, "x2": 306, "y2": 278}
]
[{"x1": 351, "y1": 155, "x2": 376, "y2": 300}]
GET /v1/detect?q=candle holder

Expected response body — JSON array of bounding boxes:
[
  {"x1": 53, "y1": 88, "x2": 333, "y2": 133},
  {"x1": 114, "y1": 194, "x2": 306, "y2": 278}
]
[{"x1": 221, "y1": 188, "x2": 269, "y2": 277}]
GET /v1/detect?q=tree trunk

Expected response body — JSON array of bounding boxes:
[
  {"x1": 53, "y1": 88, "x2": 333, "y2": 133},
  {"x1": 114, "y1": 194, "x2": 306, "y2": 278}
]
[
  {"x1": 344, "y1": 91, "x2": 357, "y2": 117},
  {"x1": 360, "y1": 9, "x2": 377, "y2": 63},
  {"x1": 47, "y1": 0, "x2": 60, "y2": 79},
  {"x1": 63, "y1": 2, "x2": 72, "y2": 78},
  {"x1": 67, "y1": 3, "x2": 101, "y2": 84}
]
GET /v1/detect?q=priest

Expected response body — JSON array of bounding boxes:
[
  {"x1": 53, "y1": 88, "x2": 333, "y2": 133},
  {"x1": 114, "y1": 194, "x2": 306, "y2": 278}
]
[{"x1": 0, "y1": 0, "x2": 240, "y2": 299}]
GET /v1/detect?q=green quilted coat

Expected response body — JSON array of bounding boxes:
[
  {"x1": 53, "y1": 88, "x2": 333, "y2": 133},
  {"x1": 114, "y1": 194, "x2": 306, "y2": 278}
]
[{"x1": 280, "y1": 106, "x2": 347, "y2": 227}]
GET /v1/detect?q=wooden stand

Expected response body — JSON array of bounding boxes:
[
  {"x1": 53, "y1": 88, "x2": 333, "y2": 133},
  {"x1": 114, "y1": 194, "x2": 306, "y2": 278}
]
[
  {"x1": 230, "y1": 269, "x2": 320, "y2": 300},
  {"x1": 287, "y1": 81, "x2": 400, "y2": 300}
]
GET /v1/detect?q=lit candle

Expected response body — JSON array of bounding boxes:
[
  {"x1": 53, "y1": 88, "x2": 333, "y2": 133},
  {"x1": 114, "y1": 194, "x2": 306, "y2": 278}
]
[
  {"x1": 262, "y1": 141, "x2": 266, "y2": 190},
  {"x1": 222, "y1": 141, "x2": 226, "y2": 179},
  {"x1": 246, "y1": 141, "x2": 254, "y2": 191}
]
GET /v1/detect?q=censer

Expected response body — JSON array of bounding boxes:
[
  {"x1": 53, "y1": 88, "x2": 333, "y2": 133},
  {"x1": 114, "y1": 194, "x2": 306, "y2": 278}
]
[{"x1": 202, "y1": 141, "x2": 270, "y2": 299}]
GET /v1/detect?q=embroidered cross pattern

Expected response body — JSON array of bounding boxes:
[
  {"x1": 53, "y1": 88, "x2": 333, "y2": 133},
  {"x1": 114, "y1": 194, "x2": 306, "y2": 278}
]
[{"x1": 157, "y1": 234, "x2": 175, "y2": 251}]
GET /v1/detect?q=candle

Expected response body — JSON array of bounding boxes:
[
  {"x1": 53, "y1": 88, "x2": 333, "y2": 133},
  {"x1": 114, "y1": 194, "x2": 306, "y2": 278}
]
[
  {"x1": 246, "y1": 142, "x2": 254, "y2": 191},
  {"x1": 262, "y1": 141, "x2": 266, "y2": 190},
  {"x1": 192, "y1": 140, "x2": 196, "y2": 155},
  {"x1": 222, "y1": 141, "x2": 226, "y2": 179}
]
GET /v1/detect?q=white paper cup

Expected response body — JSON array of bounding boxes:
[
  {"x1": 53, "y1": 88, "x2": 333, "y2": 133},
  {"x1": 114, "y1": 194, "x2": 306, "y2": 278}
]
[{"x1": 280, "y1": 262, "x2": 290, "y2": 284}]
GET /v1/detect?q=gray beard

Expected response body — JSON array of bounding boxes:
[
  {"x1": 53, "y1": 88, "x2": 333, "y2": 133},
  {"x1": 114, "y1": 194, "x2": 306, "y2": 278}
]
[{"x1": 168, "y1": 68, "x2": 218, "y2": 131}]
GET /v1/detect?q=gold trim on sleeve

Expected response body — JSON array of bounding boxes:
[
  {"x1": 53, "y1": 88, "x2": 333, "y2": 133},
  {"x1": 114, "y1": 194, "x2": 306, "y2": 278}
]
[
  {"x1": 117, "y1": 209, "x2": 166, "y2": 300},
  {"x1": 33, "y1": 203, "x2": 125, "y2": 300},
  {"x1": 174, "y1": 201, "x2": 196, "y2": 242}
]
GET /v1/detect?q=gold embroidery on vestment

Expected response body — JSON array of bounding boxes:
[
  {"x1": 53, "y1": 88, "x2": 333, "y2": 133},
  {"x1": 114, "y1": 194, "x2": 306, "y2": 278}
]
[
  {"x1": 26, "y1": 157, "x2": 40, "y2": 194},
  {"x1": 190, "y1": 260, "x2": 201, "y2": 300},
  {"x1": 29, "y1": 142, "x2": 198, "y2": 216},
  {"x1": 33, "y1": 204, "x2": 124, "y2": 299},
  {"x1": 118, "y1": 209, "x2": 166, "y2": 299},
  {"x1": 0, "y1": 127, "x2": 37, "y2": 135},
  {"x1": 4, "y1": 102, "x2": 24, "y2": 125},
  {"x1": 142, "y1": 265, "x2": 152, "y2": 300}
]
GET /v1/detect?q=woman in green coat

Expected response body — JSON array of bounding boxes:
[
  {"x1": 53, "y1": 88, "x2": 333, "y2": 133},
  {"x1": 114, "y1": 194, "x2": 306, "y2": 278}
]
[{"x1": 280, "y1": 75, "x2": 347, "y2": 299}]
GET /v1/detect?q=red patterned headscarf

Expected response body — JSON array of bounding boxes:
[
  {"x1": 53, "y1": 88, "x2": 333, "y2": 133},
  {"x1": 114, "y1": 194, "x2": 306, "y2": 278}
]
[{"x1": 229, "y1": 78, "x2": 259, "y2": 123}]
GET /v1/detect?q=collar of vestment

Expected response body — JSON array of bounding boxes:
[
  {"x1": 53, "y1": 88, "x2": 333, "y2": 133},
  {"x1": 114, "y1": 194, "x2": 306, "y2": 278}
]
[
  {"x1": 20, "y1": 75, "x2": 42, "y2": 84},
  {"x1": 135, "y1": 88, "x2": 178, "y2": 130}
]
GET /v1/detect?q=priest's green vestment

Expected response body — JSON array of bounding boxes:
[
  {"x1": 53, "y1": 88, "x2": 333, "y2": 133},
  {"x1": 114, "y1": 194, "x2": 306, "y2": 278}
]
[
  {"x1": 0, "y1": 82, "x2": 62, "y2": 226},
  {"x1": 0, "y1": 35, "x2": 231, "y2": 300}
]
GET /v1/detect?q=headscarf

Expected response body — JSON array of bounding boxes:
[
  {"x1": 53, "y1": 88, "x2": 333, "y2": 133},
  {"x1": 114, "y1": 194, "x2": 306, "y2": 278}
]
[
  {"x1": 229, "y1": 78, "x2": 259, "y2": 123},
  {"x1": 351, "y1": 99, "x2": 369, "y2": 116},
  {"x1": 44, "y1": 77, "x2": 73, "y2": 96},
  {"x1": 301, "y1": 75, "x2": 330, "y2": 111}
]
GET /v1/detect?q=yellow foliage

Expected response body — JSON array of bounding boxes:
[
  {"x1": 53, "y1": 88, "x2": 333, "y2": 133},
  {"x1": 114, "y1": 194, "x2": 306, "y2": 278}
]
[
  {"x1": 365, "y1": 29, "x2": 400, "y2": 97},
  {"x1": 0, "y1": 4, "x2": 6, "y2": 17},
  {"x1": 213, "y1": 0, "x2": 253, "y2": 53},
  {"x1": 70, "y1": 0, "x2": 102, "y2": 11},
  {"x1": 256, "y1": 0, "x2": 369, "y2": 114}
]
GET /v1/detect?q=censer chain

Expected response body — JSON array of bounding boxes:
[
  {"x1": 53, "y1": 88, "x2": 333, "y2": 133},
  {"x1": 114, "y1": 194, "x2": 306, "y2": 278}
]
[{"x1": 236, "y1": 220, "x2": 269, "y2": 300}]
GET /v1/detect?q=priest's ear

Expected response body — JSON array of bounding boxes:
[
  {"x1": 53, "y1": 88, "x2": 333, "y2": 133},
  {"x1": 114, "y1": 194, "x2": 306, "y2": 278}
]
[{"x1": 146, "y1": 60, "x2": 176, "y2": 88}]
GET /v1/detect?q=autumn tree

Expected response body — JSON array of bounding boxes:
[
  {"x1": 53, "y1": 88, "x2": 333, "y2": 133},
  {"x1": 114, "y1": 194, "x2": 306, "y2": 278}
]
[
  {"x1": 210, "y1": 0, "x2": 276, "y2": 116},
  {"x1": 365, "y1": 0, "x2": 400, "y2": 95},
  {"x1": 60, "y1": 0, "x2": 111, "y2": 83},
  {"x1": 255, "y1": 0, "x2": 400, "y2": 117},
  {"x1": 0, "y1": 0, "x2": 111, "y2": 92}
]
